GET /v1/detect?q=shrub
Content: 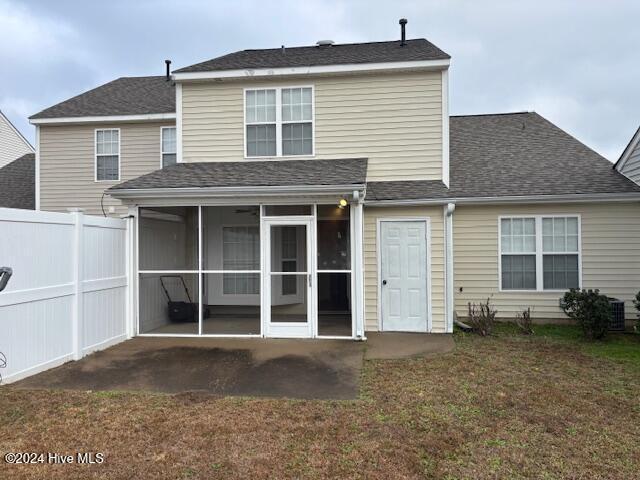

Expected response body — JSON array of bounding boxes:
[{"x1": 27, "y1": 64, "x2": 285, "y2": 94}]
[
  {"x1": 633, "y1": 291, "x2": 640, "y2": 334},
  {"x1": 561, "y1": 289, "x2": 611, "y2": 340},
  {"x1": 467, "y1": 298, "x2": 497, "y2": 336},
  {"x1": 515, "y1": 307, "x2": 534, "y2": 335}
]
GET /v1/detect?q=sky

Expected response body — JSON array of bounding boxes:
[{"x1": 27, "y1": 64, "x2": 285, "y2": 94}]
[{"x1": 1, "y1": 0, "x2": 638, "y2": 161}]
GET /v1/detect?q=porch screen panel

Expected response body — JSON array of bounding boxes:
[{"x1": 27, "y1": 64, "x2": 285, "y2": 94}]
[
  {"x1": 139, "y1": 273, "x2": 199, "y2": 334},
  {"x1": 316, "y1": 205, "x2": 353, "y2": 336},
  {"x1": 139, "y1": 207, "x2": 198, "y2": 271},
  {"x1": 201, "y1": 206, "x2": 261, "y2": 335}
]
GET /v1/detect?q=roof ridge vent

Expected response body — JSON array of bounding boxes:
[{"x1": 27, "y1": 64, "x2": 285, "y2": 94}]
[{"x1": 316, "y1": 40, "x2": 334, "y2": 47}]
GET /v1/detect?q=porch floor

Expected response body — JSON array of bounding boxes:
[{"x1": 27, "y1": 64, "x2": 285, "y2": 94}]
[
  {"x1": 11, "y1": 333, "x2": 453, "y2": 399},
  {"x1": 145, "y1": 314, "x2": 352, "y2": 336}
]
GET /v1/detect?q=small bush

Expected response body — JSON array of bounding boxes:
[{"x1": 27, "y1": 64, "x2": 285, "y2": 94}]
[
  {"x1": 515, "y1": 307, "x2": 534, "y2": 335},
  {"x1": 561, "y1": 289, "x2": 611, "y2": 340},
  {"x1": 467, "y1": 298, "x2": 497, "y2": 336},
  {"x1": 633, "y1": 291, "x2": 640, "y2": 334}
]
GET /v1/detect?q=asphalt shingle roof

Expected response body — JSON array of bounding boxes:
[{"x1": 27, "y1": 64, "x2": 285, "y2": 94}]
[
  {"x1": 30, "y1": 76, "x2": 175, "y2": 119},
  {"x1": 110, "y1": 158, "x2": 367, "y2": 191},
  {"x1": 0, "y1": 153, "x2": 35, "y2": 209},
  {"x1": 174, "y1": 39, "x2": 450, "y2": 73},
  {"x1": 366, "y1": 112, "x2": 640, "y2": 201}
]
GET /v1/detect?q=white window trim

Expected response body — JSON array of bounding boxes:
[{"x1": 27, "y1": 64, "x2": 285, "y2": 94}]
[
  {"x1": 160, "y1": 126, "x2": 177, "y2": 168},
  {"x1": 94, "y1": 128, "x2": 121, "y2": 182},
  {"x1": 498, "y1": 214, "x2": 582, "y2": 292},
  {"x1": 243, "y1": 85, "x2": 315, "y2": 159}
]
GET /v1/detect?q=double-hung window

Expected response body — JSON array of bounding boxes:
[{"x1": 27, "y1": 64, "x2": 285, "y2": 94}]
[
  {"x1": 500, "y1": 215, "x2": 580, "y2": 291},
  {"x1": 542, "y1": 217, "x2": 580, "y2": 290},
  {"x1": 95, "y1": 129, "x2": 119, "y2": 181},
  {"x1": 222, "y1": 226, "x2": 260, "y2": 295},
  {"x1": 245, "y1": 87, "x2": 313, "y2": 157},
  {"x1": 161, "y1": 127, "x2": 177, "y2": 167}
]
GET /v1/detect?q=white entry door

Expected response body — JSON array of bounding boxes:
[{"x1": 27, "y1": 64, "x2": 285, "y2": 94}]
[
  {"x1": 264, "y1": 219, "x2": 313, "y2": 338},
  {"x1": 380, "y1": 220, "x2": 429, "y2": 332}
]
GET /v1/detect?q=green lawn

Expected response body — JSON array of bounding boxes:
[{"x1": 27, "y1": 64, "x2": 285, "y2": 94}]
[{"x1": 487, "y1": 322, "x2": 640, "y2": 367}]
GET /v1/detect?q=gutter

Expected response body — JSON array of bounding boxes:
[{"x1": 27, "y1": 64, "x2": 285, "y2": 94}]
[
  {"x1": 365, "y1": 192, "x2": 640, "y2": 206},
  {"x1": 29, "y1": 113, "x2": 177, "y2": 126},
  {"x1": 109, "y1": 183, "x2": 366, "y2": 200}
]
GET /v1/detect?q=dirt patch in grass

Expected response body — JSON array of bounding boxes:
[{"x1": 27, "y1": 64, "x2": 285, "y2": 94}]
[{"x1": 2, "y1": 331, "x2": 640, "y2": 479}]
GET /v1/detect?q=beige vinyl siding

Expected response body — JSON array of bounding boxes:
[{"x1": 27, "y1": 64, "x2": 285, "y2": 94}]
[
  {"x1": 619, "y1": 141, "x2": 640, "y2": 184},
  {"x1": 181, "y1": 70, "x2": 443, "y2": 181},
  {"x1": 39, "y1": 122, "x2": 174, "y2": 216},
  {"x1": 453, "y1": 203, "x2": 640, "y2": 321},
  {"x1": 363, "y1": 205, "x2": 446, "y2": 332},
  {"x1": 0, "y1": 112, "x2": 33, "y2": 168}
]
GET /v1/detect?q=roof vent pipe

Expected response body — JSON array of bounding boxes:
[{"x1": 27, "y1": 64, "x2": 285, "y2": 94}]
[
  {"x1": 165, "y1": 60, "x2": 171, "y2": 81},
  {"x1": 399, "y1": 18, "x2": 407, "y2": 46}
]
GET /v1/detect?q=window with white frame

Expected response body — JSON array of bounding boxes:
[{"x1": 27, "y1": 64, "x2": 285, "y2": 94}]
[
  {"x1": 500, "y1": 216, "x2": 580, "y2": 291},
  {"x1": 95, "y1": 129, "x2": 119, "y2": 181},
  {"x1": 161, "y1": 127, "x2": 177, "y2": 167},
  {"x1": 542, "y1": 217, "x2": 579, "y2": 290},
  {"x1": 245, "y1": 87, "x2": 313, "y2": 157},
  {"x1": 222, "y1": 226, "x2": 260, "y2": 294}
]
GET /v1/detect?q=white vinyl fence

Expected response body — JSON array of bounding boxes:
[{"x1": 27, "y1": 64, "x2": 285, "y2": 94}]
[{"x1": 0, "y1": 208, "x2": 130, "y2": 383}]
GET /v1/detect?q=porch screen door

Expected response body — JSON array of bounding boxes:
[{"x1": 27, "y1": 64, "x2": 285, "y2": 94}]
[{"x1": 265, "y1": 219, "x2": 312, "y2": 337}]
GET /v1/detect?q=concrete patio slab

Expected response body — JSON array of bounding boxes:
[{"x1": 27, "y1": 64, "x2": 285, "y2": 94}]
[
  {"x1": 365, "y1": 333, "x2": 454, "y2": 359},
  {"x1": 12, "y1": 337, "x2": 365, "y2": 400}
]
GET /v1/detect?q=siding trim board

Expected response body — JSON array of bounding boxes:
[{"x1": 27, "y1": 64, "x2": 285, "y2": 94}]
[{"x1": 173, "y1": 59, "x2": 451, "y2": 81}]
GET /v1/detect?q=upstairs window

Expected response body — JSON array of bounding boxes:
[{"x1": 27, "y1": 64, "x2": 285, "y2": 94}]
[
  {"x1": 95, "y1": 129, "x2": 119, "y2": 181},
  {"x1": 499, "y1": 215, "x2": 581, "y2": 291},
  {"x1": 161, "y1": 127, "x2": 177, "y2": 167},
  {"x1": 245, "y1": 86, "x2": 313, "y2": 157}
]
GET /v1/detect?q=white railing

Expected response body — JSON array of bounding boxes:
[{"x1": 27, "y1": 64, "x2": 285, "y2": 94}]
[{"x1": 0, "y1": 208, "x2": 129, "y2": 383}]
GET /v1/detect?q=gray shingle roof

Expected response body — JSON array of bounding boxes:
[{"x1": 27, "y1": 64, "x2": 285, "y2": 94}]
[
  {"x1": 174, "y1": 39, "x2": 450, "y2": 73},
  {"x1": 110, "y1": 158, "x2": 367, "y2": 191},
  {"x1": 0, "y1": 153, "x2": 35, "y2": 209},
  {"x1": 367, "y1": 180, "x2": 449, "y2": 201},
  {"x1": 30, "y1": 76, "x2": 175, "y2": 119},
  {"x1": 367, "y1": 112, "x2": 640, "y2": 201}
]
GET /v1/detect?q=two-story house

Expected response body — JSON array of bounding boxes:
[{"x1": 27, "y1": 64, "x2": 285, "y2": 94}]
[{"x1": 29, "y1": 21, "x2": 640, "y2": 340}]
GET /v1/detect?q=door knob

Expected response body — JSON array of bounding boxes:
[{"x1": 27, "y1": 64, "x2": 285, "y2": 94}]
[{"x1": 382, "y1": 280, "x2": 387, "y2": 286}]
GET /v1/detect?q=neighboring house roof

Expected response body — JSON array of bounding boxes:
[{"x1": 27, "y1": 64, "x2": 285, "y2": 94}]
[
  {"x1": 110, "y1": 158, "x2": 368, "y2": 191},
  {"x1": 174, "y1": 39, "x2": 450, "y2": 73},
  {"x1": 367, "y1": 112, "x2": 640, "y2": 202},
  {"x1": 30, "y1": 76, "x2": 175, "y2": 120},
  {"x1": 0, "y1": 153, "x2": 35, "y2": 209},
  {"x1": 614, "y1": 125, "x2": 640, "y2": 171}
]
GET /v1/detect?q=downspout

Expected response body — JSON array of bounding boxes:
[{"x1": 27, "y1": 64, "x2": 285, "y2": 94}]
[
  {"x1": 353, "y1": 188, "x2": 366, "y2": 340},
  {"x1": 444, "y1": 203, "x2": 455, "y2": 333}
]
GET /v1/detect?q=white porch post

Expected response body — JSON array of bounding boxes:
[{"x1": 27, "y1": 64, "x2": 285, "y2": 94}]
[
  {"x1": 444, "y1": 203, "x2": 456, "y2": 333},
  {"x1": 125, "y1": 206, "x2": 138, "y2": 339},
  {"x1": 354, "y1": 201, "x2": 365, "y2": 339}
]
